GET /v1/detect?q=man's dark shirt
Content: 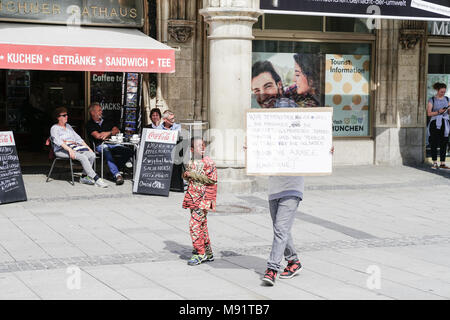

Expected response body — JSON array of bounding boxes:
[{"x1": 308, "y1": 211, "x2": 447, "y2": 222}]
[{"x1": 86, "y1": 118, "x2": 118, "y2": 147}]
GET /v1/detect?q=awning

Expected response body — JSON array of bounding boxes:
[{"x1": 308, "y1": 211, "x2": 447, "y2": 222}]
[{"x1": 0, "y1": 23, "x2": 175, "y2": 73}]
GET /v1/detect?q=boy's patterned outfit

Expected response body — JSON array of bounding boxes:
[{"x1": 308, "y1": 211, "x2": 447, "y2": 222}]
[{"x1": 182, "y1": 156, "x2": 217, "y2": 255}]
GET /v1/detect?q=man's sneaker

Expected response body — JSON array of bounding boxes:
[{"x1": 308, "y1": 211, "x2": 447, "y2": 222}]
[
  {"x1": 431, "y1": 163, "x2": 439, "y2": 170},
  {"x1": 115, "y1": 174, "x2": 124, "y2": 185},
  {"x1": 439, "y1": 164, "x2": 450, "y2": 169},
  {"x1": 94, "y1": 178, "x2": 108, "y2": 188},
  {"x1": 79, "y1": 176, "x2": 95, "y2": 185},
  {"x1": 279, "y1": 259, "x2": 303, "y2": 279},
  {"x1": 205, "y1": 253, "x2": 214, "y2": 262},
  {"x1": 187, "y1": 254, "x2": 206, "y2": 266},
  {"x1": 262, "y1": 268, "x2": 277, "y2": 286}
]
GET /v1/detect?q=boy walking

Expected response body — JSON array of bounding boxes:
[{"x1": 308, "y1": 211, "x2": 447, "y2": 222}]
[{"x1": 182, "y1": 137, "x2": 218, "y2": 266}]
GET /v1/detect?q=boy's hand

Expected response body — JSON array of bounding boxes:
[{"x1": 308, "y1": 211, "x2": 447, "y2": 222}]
[{"x1": 330, "y1": 146, "x2": 335, "y2": 155}]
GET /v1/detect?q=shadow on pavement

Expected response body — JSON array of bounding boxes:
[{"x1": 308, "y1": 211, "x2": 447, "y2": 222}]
[
  {"x1": 406, "y1": 164, "x2": 450, "y2": 179},
  {"x1": 163, "y1": 241, "x2": 267, "y2": 276}
]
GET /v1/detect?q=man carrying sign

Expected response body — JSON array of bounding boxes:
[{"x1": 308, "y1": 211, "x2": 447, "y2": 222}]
[{"x1": 251, "y1": 61, "x2": 334, "y2": 286}]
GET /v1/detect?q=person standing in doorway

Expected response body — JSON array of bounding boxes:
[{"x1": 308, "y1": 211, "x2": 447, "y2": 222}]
[{"x1": 427, "y1": 82, "x2": 450, "y2": 170}]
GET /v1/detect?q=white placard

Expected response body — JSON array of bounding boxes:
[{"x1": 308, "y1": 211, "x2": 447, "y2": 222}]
[{"x1": 246, "y1": 108, "x2": 333, "y2": 176}]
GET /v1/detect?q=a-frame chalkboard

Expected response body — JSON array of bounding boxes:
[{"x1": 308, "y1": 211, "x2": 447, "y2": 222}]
[
  {"x1": 133, "y1": 128, "x2": 179, "y2": 197},
  {"x1": 0, "y1": 131, "x2": 27, "y2": 205}
]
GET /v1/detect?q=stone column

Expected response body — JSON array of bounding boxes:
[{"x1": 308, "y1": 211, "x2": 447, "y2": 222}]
[
  {"x1": 200, "y1": 1, "x2": 262, "y2": 170},
  {"x1": 374, "y1": 20, "x2": 427, "y2": 166}
]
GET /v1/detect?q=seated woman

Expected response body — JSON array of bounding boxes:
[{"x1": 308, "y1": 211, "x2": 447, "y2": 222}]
[
  {"x1": 148, "y1": 108, "x2": 162, "y2": 129},
  {"x1": 50, "y1": 107, "x2": 108, "y2": 188}
]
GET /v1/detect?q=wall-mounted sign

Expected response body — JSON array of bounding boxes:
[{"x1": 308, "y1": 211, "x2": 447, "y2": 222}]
[
  {"x1": 429, "y1": 21, "x2": 450, "y2": 36},
  {"x1": 261, "y1": 0, "x2": 450, "y2": 21},
  {"x1": 0, "y1": 0, "x2": 144, "y2": 27},
  {"x1": 0, "y1": 44, "x2": 175, "y2": 73}
]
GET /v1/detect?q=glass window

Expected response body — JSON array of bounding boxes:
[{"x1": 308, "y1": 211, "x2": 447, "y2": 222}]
[
  {"x1": 326, "y1": 17, "x2": 372, "y2": 33},
  {"x1": 264, "y1": 14, "x2": 322, "y2": 31},
  {"x1": 90, "y1": 72, "x2": 123, "y2": 126},
  {"x1": 252, "y1": 40, "x2": 372, "y2": 137}
]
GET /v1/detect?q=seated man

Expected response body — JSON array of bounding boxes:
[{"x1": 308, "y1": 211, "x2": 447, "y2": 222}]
[
  {"x1": 86, "y1": 103, "x2": 134, "y2": 185},
  {"x1": 159, "y1": 110, "x2": 181, "y2": 131}
]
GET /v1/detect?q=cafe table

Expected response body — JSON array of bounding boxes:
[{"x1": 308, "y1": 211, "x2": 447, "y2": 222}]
[{"x1": 100, "y1": 139, "x2": 140, "y2": 180}]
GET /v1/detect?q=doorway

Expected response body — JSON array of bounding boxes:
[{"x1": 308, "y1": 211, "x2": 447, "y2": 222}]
[
  {"x1": 426, "y1": 48, "x2": 450, "y2": 161},
  {"x1": 0, "y1": 70, "x2": 85, "y2": 166}
]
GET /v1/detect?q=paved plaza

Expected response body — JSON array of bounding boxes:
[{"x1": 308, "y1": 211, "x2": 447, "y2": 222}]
[{"x1": 0, "y1": 165, "x2": 449, "y2": 300}]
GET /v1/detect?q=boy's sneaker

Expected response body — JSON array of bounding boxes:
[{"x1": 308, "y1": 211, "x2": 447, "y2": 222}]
[
  {"x1": 262, "y1": 268, "x2": 277, "y2": 286},
  {"x1": 439, "y1": 164, "x2": 450, "y2": 169},
  {"x1": 95, "y1": 178, "x2": 108, "y2": 188},
  {"x1": 79, "y1": 176, "x2": 95, "y2": 185},
  {"x1": 187, "y1": 254, "x2": 206, "y2": 266},
  {"x1": 205, "y1": 253, "x2": 214, "y2": 262},
  {"x1": 279, "y1": 259, "x2": 303, "y2": 279},
  {"x1": 431, "y1": 163, "x2": 439, "y2": 170}
]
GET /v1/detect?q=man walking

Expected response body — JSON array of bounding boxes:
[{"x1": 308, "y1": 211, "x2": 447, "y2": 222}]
[{"x1": 251, "y1": 61, "x2": 304, "y2": 286}]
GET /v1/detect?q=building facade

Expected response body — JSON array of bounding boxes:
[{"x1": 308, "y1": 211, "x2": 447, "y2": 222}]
[{"x1": 152, "y1": 0, "x2": 446, "y2": 191}]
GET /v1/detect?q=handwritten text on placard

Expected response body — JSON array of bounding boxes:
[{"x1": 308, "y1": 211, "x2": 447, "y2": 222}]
[{"x1": 246, "y1": 108, "x2": 333, "y2": 175}]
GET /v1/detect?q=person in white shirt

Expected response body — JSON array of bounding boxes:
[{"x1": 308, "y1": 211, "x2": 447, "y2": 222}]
[{"x1": 50, "y1": 107, "x2": 108, "y2": 188}]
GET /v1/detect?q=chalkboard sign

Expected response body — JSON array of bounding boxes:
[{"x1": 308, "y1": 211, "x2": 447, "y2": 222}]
[
  {"x1": 133, "y1": 128, "x2": 178, "y2": 196},
  {"x1": 246, "y1": 108, "x2": 333, "y2": 176},
  {"x1": 0, "y1": 131, "x2": 27, "y2": 205}
]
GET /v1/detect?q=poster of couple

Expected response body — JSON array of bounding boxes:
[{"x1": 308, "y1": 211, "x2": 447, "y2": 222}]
[{"x1": 251, "y1": 51, "x2": 371, "y2": 137}]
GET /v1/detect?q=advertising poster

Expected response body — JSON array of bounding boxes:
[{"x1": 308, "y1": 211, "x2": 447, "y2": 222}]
[
  {"x1": 251, "y1": 52, "x2": 323, "y2": 109},
  {"x1": 252, "y1": 51, "x2": 370, "y2": 137},
  {"x1": 325, "y1": 54, "x2": 371, "y2": 137},
  {"x1": 260, "y1": 0, "x2": 450, "y2": 21}
]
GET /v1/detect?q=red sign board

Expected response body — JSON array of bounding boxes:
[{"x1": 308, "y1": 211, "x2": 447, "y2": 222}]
[{"x1": 0, "y1": 43, "x2": 175, "y2": 73}]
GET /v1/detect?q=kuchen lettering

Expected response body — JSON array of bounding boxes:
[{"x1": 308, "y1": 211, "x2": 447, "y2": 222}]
[
  {"x1": 7, "y1": 53, "x2": 42, "y2": 64},
  {"x1": 106, "y1": 57, "x2": 148, "y2": 68},
  {"x1": 53, "y1": 54, "x2": 96, "y2": 66}
]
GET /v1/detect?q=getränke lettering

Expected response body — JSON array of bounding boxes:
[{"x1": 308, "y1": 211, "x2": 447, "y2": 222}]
[{"x1": 0, "y1": 1, "x2": 138, "y2": 19}]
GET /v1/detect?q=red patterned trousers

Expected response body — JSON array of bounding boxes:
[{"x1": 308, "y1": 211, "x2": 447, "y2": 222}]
[{"x1": 189, "y1": 208, "x2": 212, "y2": 255}]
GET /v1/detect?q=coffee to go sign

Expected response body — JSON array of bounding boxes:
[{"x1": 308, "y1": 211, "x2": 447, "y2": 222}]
[{"x1": 0, "y1": 0, "x2": 143, "y2": 27}]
